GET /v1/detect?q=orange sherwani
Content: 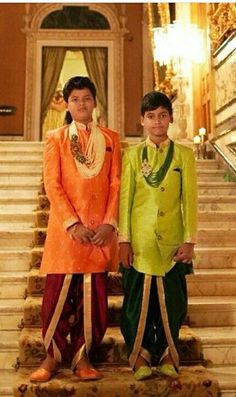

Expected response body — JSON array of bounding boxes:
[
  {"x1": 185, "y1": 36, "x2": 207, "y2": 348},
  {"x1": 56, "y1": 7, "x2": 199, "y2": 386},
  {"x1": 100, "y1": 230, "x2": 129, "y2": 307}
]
[{"x1": 40, "y1": 124, "x2": 121, "y2": 275}]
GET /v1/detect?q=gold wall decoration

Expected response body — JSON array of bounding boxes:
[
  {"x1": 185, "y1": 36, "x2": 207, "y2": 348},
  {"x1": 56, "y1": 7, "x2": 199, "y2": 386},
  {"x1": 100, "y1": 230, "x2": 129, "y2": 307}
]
[
  {"x1": 157, "y1": 3, "x2": 170, "y2": 27},
  {"x1": 208, "y1": 3, "x2": 236, "y2": 53},
  {"x1": 148, "y1": 3, "x2": 176, "y2": 98},
  {"x1": 156, "y1": 3, "x2": 176, "y2": 98},
  {"x1": 147, "y1": 3, "x2": 159, "y2": 89}
]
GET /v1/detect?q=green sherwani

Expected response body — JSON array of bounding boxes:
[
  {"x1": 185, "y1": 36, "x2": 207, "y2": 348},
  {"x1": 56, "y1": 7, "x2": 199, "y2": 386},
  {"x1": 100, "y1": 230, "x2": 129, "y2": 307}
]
[
  {"x1": 119, "y1": 138, "x2": 197, "y2": 276},
  {"x1": 119, "y1": 137, "x2": 198, "y2": 368}
]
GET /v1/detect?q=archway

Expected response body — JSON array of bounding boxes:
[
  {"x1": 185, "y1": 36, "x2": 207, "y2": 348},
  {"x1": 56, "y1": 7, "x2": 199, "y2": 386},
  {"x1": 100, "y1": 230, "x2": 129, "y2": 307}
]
[{"x1": 23, "y1": 3, "x2": 124, "y2": 140}]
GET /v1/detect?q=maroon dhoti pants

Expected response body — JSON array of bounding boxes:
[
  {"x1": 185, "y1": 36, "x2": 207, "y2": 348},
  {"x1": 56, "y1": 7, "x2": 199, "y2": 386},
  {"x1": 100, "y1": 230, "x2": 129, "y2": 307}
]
[{"x1": 41, "y1": 272, "x2": 107, "y2": 369}]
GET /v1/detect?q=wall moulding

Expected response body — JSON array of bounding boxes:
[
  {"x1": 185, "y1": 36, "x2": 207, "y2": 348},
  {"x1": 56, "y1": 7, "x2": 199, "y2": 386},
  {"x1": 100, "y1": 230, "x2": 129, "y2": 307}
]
[
  {"x1": 23, "y1": 3, "x2": 125, "y2": 141},
  {"x1": 213, "y1": 31, "x2": 236, "y2": 128},
  {"x1": 29, "y1": 3, "x2": 120, "y2": 32}
]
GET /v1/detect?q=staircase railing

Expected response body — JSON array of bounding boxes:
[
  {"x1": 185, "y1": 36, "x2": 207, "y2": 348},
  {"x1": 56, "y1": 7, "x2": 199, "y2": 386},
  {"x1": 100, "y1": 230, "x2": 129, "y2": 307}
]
[{"x1": 211, "y1": 130, "x2": 236, "y2": 175}]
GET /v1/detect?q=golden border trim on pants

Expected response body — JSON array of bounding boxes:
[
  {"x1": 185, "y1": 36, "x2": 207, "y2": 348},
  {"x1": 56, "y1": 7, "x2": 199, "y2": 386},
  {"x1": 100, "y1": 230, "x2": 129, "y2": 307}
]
[
  {"x1": 44, "y1": 274, "x2": 72, "y2": 360},
  {"x1": 52, "y1": 339, "x2": 62, "y2": 363},
  {"x1": 71, "y1": 273, "x2": 92, "y2": 370},
  {"x1": 129, "y1": 274, "x2": 152, "y2": 369},
  {"x1": 156, "y1": 277, "x2": 179, "y2": 369}
]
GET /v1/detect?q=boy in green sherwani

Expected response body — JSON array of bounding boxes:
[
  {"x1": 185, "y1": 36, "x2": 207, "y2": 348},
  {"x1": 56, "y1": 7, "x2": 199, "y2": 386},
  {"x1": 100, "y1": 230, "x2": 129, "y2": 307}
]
[{"x1": 119, "y1": 91, "x2": 197, "y2": 381}]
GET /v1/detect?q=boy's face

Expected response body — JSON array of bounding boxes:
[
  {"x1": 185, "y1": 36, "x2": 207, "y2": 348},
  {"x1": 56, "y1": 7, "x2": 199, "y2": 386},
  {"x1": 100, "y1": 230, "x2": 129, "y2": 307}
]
[
  {"x1": 141, "y1": 106, "x2": 173, "y2": 141},
  {"x1": 67, "y1": 88, "x2": 96, "y2": 124}
]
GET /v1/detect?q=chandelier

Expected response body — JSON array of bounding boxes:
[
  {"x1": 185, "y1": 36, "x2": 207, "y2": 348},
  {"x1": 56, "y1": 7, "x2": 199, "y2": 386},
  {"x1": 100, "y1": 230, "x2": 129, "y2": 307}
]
[
  {"x1": 153, "y1": 21, "x2": 205, "y2": 75},
  {"x1": 152, "y1": 21, "x2": 205, "y2": 139}
]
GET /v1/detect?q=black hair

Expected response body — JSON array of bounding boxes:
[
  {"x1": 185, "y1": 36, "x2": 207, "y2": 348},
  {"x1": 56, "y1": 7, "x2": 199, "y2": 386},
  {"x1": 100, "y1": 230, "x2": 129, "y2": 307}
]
[
  {"x1": 63, "y1": 76, "x2": 96, "y2": 103},
  {"x1": 141, "y1": 91, "x2": 172, "y2": 116},
  {"x1": 64, "y1": 111, "x2": 73, "y2": 125}
]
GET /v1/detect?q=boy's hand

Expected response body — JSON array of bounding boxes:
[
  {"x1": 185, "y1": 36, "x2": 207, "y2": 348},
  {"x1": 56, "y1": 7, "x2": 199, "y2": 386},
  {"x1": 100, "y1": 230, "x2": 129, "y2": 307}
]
[
  {"x1": 119, "y1": 242, "x2": 133, "y2": 269},
  {"x1": 173, "y1": 243, "x2": 194, "y2": 264},
  {"x1": 91, "y1": 224, "x2": 114, "y2": 246},
  {"x1": 68, "y1": 223, "x2": 95, "y2": 244}
]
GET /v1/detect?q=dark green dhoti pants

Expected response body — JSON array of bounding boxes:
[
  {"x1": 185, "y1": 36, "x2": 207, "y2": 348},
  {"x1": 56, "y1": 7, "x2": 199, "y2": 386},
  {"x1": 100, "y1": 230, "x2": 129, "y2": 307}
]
[{"x1": 120, "y1": 263, "x2": 193, "y2": 368}]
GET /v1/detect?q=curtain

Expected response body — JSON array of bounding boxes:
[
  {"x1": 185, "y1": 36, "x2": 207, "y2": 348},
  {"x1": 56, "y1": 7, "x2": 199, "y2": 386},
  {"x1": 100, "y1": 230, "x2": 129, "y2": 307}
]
[
  {"x1": 41, "y1": 47, "x2": 67, "y2": 126},
  {"x1": 81, "y1": 47, "x2": 108, "y2": 126}
]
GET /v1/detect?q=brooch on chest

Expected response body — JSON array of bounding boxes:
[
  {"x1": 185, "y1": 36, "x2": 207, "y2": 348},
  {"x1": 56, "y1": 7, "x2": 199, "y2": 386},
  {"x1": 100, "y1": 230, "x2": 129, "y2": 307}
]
[
  {"x1": 141, "y1": 141, "x2": 174, "y2": 188},
  {"x1": 70, "y1": 134, "x2": 91, "y2": 165}
]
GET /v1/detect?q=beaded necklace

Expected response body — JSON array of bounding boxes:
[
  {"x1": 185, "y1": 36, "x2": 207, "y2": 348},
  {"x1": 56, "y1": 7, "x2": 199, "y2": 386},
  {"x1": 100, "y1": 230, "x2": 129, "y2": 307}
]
[{"x1": 141, "y1": 140, "x2": 174, "y2": 188}]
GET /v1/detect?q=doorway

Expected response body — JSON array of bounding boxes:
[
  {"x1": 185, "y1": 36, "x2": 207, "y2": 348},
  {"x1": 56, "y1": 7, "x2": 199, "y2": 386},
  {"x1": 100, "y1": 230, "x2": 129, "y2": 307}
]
[
  {"x1": 23, "y1": 4, "x2": 124, "y2": 140},
  {"x1": 41, "y1": 48, "x2": 108, "y2": 140}
]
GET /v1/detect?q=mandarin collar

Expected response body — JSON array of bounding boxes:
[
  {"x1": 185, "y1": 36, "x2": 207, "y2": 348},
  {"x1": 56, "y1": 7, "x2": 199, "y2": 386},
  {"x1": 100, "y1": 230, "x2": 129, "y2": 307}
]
[
  {"x1": 75, "y1": 121, "x2": 93, "y2": 132},
  {"x1": 146, "y1": 136, "x2": 170, "y2": 149}
]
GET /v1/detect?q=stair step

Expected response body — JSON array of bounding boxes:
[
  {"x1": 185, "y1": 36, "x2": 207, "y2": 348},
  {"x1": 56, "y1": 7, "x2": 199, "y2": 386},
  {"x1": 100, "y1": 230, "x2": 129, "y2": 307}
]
[
  {"x1": 0, "y1": 249, "x2": 32, "y2": 272},
  {"x1": 198, "y1": 211, "x2": 236, "y2": 227},
  {"x1": 197, "y1": 169, "x2": 225, "y2": 177},
  {"x1": 207, "y1": 365, "x2": 236, "y2": 397},
  {"x1": 35, "y1": 210, "x2": 49, "y2": 228},
  {"x1": 187, "y1": 269, "x2": 236, "y2": 296},
  {"x1": 0, "y1": 272, "x2": 27, "y2": 299},
  {"x1": 188, "y1": 296, "x2": 236, "y2": 326},
  {"x1": 198, "y1": 182, "x2": 236, "y2": 195},
  {"x1": 198, "y1": 177, "x2": 227, "y2": 183},
  {"x1": 0, "y1": 369, "x2": 17, "y2": 397},
  {"x1": 0, "y1": 212, "x2": 35, "y2": 224},
  {"x1": 26, "y1": 268, "x2": 236, "y2": 299},
  {"x1": 0, "y1": 230, "x2": 34, "y2": 249},
  {"x1": 29, "y1": 247, "x2": 236, "y2": 271},
  {"x1": 0, "y1": 189, "x2": 39, "y2": 199},
  {"x1": 0, "y1": 158, "x2": 42, "y2": 165},
  {"x1": 13, "y1": 365, "x2": 219, "y2": 397},
  {"x1": 18, "y1": 324, "x2": 201, "y2": 367},
  {"x1": 195, "y1": 247, "x2": 236, "y2": 269},
  {"x1": 1, "y1": 330, "x2": 21, "y2": 348},
  {"x1": 0, "y1": 202, "x2": 38, "y2": 213},
  {"x1": 0, "y1": 153, "x2": 43, "y2": 161},
  {"x1": 23, "y1": 295, "x2": 124, "y2": 328},
  {"x1": 27, "y1": 270, "x2": 123, "y2": 297},
  {"x1": 0, "y1": 142, "x2": 44, "y2": 152},
  {"x1": 196, "y1": 159, "x2": 220, "y2": 169},
  {"x1": 3, "y1": 365, "x2": 236, "y2": 397},
  {"x1": 197, "y1": 171, "x2": 226, "y2": 182},
  {"x1": 31, "y1": 247, "x2": 43, "y2": 268},
  {"x1": 0, "y1": 299, "x2": 24, "y2": 330},
  {"x1": 0, "y1": 330, "x2": 21, "y2": 370},
  {"x1": 193, "y1": 326, "x2": 236, "y2": 365},
  {"x1": 0, "y1": 196, "x2": 38, "y2": 204},
  {"x1": 0, "y1": 165, "x2": 42, "y2": 174},
  {"x1": 198, "y1": 196, "x2": 236, "y2": 211},
  {"x1": 0, "y1": 181, "x2": 41, "y2": 189},
  {"x1": 0, "y1": 175, "x2": 42, "y2": 185},
  {"x1": 197, "y1": 229, "x2": 236, "y2": 246},
  {"x1": 23, "y1": 294, "x2": 236, "y2": 329}
]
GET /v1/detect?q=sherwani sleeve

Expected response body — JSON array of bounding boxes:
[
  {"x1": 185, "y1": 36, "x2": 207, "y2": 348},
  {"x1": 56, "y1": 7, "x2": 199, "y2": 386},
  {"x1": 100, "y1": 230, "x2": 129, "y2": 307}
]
[
  {"x1": 181, "y1": 148, "x2": 198, "y2": 243},
  {"x1": 43, "y1": 133, "x2": 81, "y2": 231},
  {"x1": 118, "y1": 149, "x2": 136, "y2": 242},
  {"x1": 103, "y1": 133, "x2": 122, "y2": 228}
]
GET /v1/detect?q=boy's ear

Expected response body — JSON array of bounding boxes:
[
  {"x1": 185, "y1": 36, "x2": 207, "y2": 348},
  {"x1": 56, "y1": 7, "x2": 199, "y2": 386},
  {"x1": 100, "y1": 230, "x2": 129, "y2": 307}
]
[
  {"x1": 170, "y1": 114, "x2": 173, "y2": 123},
  {"x1": 140, "y1": 116, "x2": 144, "y2": 126}
]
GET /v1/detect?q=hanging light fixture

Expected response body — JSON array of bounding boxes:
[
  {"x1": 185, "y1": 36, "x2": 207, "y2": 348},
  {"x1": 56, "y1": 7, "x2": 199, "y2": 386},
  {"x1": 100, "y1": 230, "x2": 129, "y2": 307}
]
[
  {"x1": 153, "y1": 21, "x2": 205, "y2": 74},
  {"x1": 152, "y1": 21, "x2": 205, "y2": 139}
]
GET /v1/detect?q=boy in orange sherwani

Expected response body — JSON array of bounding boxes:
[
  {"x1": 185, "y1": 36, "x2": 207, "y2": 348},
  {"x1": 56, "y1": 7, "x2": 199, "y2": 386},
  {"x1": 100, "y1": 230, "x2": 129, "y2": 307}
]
[{"x1": 30, "y1": 76, "x2": 121, "y2": 382}]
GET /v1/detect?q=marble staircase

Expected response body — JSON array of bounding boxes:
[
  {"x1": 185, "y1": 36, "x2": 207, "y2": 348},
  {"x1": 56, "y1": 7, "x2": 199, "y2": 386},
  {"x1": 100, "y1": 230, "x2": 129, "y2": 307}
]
[
  {"x1": 192, "y1": 159, "x2": 236, "y2": 396},
  {"x1": 0, "y1": 143, "x2": 235, "y2": 396},
  {"x1": 0, "y1": 142, "x2": 43, "y2": 397}
]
